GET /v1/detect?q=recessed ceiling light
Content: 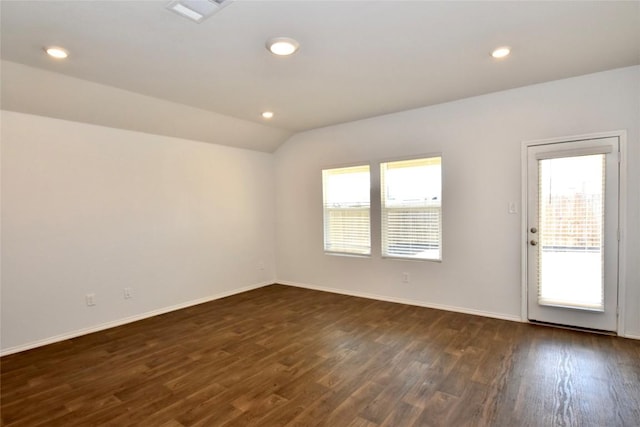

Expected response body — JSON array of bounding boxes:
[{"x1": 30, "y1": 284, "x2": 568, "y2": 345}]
[
  {"x1": 45, "y1": 46, "x2": 69, "y2": 59},
  {"x1": 262, "y1": 111, "x2": 274, "y2": 119},
  {"x1": 266, "y1": 37, "x2": 300, "y2": 56},
  {"x1": 491, "y1": 47, "x2": 511, "y2": 59}
]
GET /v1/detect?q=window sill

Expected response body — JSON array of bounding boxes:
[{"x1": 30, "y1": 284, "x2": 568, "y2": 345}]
[
  {"x1": 324, "y1": 251, "x2": 371, "y2": 259},
  {"x1": 382, "y1": 255, "x2": 442, "y2": 263}
]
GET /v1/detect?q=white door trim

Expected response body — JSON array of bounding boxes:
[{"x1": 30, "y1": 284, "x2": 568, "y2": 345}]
[{"x1": 520, "y1": 130, "x2": 627, "y2": 336}]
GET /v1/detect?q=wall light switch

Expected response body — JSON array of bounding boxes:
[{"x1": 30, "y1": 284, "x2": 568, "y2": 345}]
[
  {"x1": 85, "y1": 293, "x2": 96, "y2": 306},
  {"x1": 508, "y1": 202, "x2": 518, "y2": 214}
]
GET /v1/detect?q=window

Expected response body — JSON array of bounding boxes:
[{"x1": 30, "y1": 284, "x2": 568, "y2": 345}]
[
  {"x1": 537, "y1": 154, "x2": 605, "y2": 310},
  {"x1": 322, "y1": 165, "x2": 371, "y2": 255},
  {"x1": 381, "y1": 157, "x2": 442, "y2": 260}
]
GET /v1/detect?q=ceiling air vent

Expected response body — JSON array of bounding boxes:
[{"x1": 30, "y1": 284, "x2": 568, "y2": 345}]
[{"x1": 167, "y1": 0, "x2": 233, "y2": 23}]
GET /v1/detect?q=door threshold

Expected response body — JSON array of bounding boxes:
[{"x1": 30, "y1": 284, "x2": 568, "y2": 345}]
[{"x1": 529, "y1": 320, "x2": 617, "y2": 336}]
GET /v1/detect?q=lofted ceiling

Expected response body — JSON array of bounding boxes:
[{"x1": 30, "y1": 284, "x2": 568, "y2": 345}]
[{"x1": 1, "y1": 0, "x2": 639, "y2": 151}]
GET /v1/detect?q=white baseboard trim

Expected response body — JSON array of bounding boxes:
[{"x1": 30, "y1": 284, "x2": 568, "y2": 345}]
[
  {"x1": 0, "y1": 281, "x2": 272, "y2": 357},
  {"x1": 279, "y1": 281, "x2": 522, "y2": 323},
  {"x1": 6, "y1": 280, "x2": 631, "y2": 357}
]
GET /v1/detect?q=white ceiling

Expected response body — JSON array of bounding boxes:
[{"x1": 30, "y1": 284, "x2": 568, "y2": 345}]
[{"x1": 1, "y1": 0, "x2": 639, "y2": 150}]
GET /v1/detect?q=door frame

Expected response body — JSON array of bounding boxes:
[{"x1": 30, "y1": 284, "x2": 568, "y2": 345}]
[{"x1": 520, "y1": 130, "x2": 628, "y2": 336}]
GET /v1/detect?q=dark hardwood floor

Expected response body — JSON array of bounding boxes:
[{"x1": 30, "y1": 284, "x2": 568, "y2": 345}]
[{"x1": 1, "y1": 284, "x2": 639, "y2": 426}]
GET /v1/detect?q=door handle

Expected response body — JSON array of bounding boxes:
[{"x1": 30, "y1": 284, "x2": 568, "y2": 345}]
[
  {"x1": 530, "y1": 240, "x2": 538, "y2": 246},
  {"x1": 530, "y1": 227, "x2": 537, "y2": 234}
]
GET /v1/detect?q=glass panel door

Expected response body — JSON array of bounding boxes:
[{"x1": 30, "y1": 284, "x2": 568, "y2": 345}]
[
  {"x1": 527, "y1": 137, "x2": 619, "y2": 332},
  {"x1": 537, "y1": 154, "x2": 605, "y2": 311}
]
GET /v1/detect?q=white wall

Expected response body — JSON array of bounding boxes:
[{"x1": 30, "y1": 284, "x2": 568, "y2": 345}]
[
  {"x1": 1, "y1": 111, "x2": 276, "y2": 353},
  {"x1": 2, "y1": 61, "x2": 293, "y2": 153},
  {"x1": 274, "y1": 66, "x2": 640, "y2": 337},
  {"x1": 2, "y1": 66, "x2": 638, "y2": 355}
]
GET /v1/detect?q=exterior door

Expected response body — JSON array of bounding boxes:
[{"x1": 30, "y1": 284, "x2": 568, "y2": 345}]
[{"x1": 526, "y1": 137, "x2": 619, "y2": 332}]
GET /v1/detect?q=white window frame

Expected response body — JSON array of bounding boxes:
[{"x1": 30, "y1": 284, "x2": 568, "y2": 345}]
[
  {"x1": 380, "y1": 155, "x2": 443, "y2": 261},
  {"x1": 322, "y1": 164, "x2": 371, "y2": 256}
]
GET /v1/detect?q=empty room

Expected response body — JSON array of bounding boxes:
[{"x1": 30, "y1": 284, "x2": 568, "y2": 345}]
[{"x1": 1, "y1": 1, "x2": 639, "y2": 426}]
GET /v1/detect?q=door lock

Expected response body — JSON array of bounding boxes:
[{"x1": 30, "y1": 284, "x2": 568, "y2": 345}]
[{"x1": 530, "y1": 227, "x2": 538, "y2": 233}]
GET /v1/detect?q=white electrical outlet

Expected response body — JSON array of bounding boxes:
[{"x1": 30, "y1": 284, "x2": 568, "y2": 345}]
[
  {"x1": 124, "y1": 287, "x2": 133, "y2": 299},
  {"x1": 85, "y1": 293, "x2": 96, "y2": 306},
  {"x1": 402, "y1": 272, "x2": 410, "y2": 283}
]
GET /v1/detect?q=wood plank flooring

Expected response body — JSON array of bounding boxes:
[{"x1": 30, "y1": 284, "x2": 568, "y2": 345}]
[{"x1": 2, "y1": 284, "x2": 639, "y2": 426}]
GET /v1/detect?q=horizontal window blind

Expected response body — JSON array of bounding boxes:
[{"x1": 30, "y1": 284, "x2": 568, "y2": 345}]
[
  {"x1": 322, "y1": 165, "x2": 371, "y2": 255},
  {"x1": 381, "y1": 157, "x2": 442, "y2": 260},
  {"x1": 537, "y1": 154, "x2": 605, "y2": 311}
]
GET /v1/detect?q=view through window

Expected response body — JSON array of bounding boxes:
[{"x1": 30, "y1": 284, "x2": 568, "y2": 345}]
[
  {"x1": 322, "y1": 165, "x2": 371, "y2": 255},
  {"x1": 381, "y1": 157, "x2": 442, "y2": 260},
  {"x1": 537, "y1": 154, "x2": 605, "y2": 310}
]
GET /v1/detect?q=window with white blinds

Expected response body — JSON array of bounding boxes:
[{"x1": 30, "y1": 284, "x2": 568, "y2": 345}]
[
  {"x1": 322, "y1": 165, "x2": 371, "y2": 255},
  {"x1": 381, "y1": 157, "x2": 442, "y2": 260},
  {"x1": 537, "y1": 154, "x2": 605, "y2": 310}
]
